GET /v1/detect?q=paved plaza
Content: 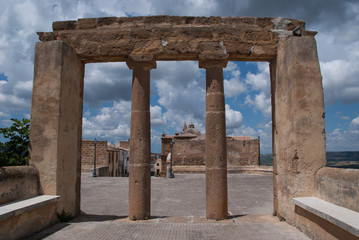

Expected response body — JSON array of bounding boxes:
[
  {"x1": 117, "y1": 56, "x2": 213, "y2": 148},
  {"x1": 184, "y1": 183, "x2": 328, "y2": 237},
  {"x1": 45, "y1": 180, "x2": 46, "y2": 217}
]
[{"x1": 28, "y1": 174, "x2": 309, "y2": 239}]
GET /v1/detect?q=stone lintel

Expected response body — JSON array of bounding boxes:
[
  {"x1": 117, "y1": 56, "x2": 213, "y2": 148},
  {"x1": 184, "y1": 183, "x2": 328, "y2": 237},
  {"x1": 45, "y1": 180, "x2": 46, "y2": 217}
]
[
  {"x1": 38, "y1": 16, "x2": 313, "y2": 63},
  {"x1": 199, "y1": 53, "x2": 228, "y2": 69},
  {"x1": 126, "y1": 55, "x2": 156, "y2": 70}
]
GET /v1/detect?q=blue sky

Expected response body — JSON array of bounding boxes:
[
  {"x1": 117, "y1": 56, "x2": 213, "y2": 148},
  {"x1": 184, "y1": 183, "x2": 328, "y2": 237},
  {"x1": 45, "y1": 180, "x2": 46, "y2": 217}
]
[{"x1": 0, "y1": 0, "x2": 358, "y2": 153}]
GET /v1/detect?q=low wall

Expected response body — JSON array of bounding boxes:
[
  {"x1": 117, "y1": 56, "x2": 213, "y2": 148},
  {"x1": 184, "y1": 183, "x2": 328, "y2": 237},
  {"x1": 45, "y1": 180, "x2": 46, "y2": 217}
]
[
  {"x1": 171, "y1": 165, "x2": 273, "y2": 175},
  {"x1": 0, "y1": 166, "x2": 40, "y2": 205},
  {"x1": 315, "y1": 167, "x2": 359, "y2": 212},
  {"x1": 171, "y1": 137, "x2": 260, "y2": 166},
  {"x1": 0, "y1": 199, "x2": 58, "y2": 240},
  {"x1": 293, "y1": 166, "x2": 359, "y2": 240},
  {"x1": 96, "y1": 166, "x2": 109, "y2": 177},
  {"x1": 0, "y1": 166, "x2": 60, "y2": 240}
]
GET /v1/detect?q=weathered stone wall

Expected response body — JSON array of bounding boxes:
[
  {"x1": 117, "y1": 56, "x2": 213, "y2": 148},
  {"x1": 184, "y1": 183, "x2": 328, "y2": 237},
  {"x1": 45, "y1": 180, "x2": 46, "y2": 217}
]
[
  {"x1": 172, "y1": 137, "x2": 206, "y2": 165},
  {"x1": 0, "y1": 166, "x2": 40, "y2": 205},
  {"x1": 29, "y1": 40, "x2": 84, "y2": 215},
  {"x1": 119, "y1": 141, "x2": 130, "y2": 149},
  {"x1": 271, "y1": 36, "x2": 326, "y2": 224},
  {"x1": 164, "y1": 136, "x2": 259, "y2": 166},
  {"x1": 81, "y1": 140, "x2": 108, "y2": 172},
  {"x1": 315, "y1": 167, "x2": 359, "y2": 212},
  {"x1": 227, "y1": 137, "x2": 260, "y2": 166}
]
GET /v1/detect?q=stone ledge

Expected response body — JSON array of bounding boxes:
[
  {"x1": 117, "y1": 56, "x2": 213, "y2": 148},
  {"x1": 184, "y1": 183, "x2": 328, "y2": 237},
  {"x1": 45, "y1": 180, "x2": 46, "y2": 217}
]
[
  {"x1": 0, "y1": 195, "x2": 60, "y2": 221},
  {"x1": 293, "y1": 197, "x2": 359, "y2": 237}
]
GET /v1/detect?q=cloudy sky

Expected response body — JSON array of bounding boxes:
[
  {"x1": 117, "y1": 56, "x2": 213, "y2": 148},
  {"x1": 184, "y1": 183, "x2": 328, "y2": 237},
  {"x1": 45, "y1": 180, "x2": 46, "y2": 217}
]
[{"x1": 0, "y1": 0, "x2": 358, "y2": 153}]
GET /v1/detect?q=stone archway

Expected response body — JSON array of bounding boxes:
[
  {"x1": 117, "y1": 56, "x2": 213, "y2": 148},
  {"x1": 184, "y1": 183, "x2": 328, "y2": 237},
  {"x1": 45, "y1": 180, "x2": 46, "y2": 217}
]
[{"x1": 29, "y1": 16, "x2": 326, "y2": 222}]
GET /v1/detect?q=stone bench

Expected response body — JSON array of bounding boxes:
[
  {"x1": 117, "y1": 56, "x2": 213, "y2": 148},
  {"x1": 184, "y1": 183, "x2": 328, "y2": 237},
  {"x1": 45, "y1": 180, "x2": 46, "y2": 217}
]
[
  {"x1": 293, "y1": 197, "x2": 359, "y2": 238},
  {"x1": 0, "y1": 195, "x2": 59, "y2": 240},
  {"x1": 0, "y1": 195, "x2": 59, "y2": 221}
]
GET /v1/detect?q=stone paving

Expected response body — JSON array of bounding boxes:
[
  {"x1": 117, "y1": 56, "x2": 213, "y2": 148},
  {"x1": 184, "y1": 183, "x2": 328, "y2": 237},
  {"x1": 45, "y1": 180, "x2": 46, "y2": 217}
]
[{"x1": 28, "y1": 174, "x2": 309, "y2": 239}]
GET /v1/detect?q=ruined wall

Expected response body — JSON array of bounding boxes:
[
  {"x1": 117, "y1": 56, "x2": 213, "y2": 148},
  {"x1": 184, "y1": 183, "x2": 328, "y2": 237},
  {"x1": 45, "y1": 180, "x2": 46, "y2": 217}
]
[
  {"x1": 172, "y1": 137, "x2": 206, "y2": 165},
  {"x1": 165, "y1": 136, "x2": 259, "y2": 166},
  {"x1": 227, "y1": 137, "x2": 260, "y2": 166},
  {"x1": 81, "y1": 140, "x2": 108, "y2": 172}
]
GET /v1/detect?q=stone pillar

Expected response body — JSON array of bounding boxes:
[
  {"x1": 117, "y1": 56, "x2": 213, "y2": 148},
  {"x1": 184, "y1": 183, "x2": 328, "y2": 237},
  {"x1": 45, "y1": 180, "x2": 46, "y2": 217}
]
[
  {"x1": 126, "y1": 55, "x2": 156, "y2": 220},
  {"x1": 270, "y1": 36, "x2": 326, "y2": 223},
  {"x1": 29, "y1": 41, "x2": 84, "y2": 216},
  {"x1": 200, "y1": 56, "x2": 228, "y2": 220}
]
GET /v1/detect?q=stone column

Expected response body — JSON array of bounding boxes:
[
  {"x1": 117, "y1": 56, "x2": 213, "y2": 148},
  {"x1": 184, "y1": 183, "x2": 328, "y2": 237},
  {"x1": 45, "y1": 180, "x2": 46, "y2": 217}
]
[
  {"x1": 126, "y1": 55, "x2": 156, "y2": 220},
  {"x1": 29, "y1": 41, "x2": 84, "y2": 216},
  {"x1": 270, "y1": 36, "x2": 326, "y2": 224},
  {"x1": 200, "y1": 56, "x2": 228, "y2": 220}
]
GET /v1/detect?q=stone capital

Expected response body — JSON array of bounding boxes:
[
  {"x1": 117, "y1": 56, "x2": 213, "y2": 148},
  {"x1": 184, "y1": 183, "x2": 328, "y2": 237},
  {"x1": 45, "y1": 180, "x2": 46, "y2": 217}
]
[
  {"x1": 126, "y1": 55, "x2": 157, "y2": 70},
  {"x1": 198, "y1": 53, "x2": 228, "y2": 69}
]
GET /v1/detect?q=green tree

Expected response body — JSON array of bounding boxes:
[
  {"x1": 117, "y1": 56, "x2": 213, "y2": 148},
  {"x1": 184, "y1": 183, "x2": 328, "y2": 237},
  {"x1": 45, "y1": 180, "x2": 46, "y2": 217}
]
[{"x1": 0, "y1": 118, "x2": 30, "y2": 166}]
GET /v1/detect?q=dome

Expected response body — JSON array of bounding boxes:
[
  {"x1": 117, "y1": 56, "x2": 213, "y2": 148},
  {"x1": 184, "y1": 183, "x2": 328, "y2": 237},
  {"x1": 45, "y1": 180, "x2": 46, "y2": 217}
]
[{"x1": 182, "y1": 122, "x2": 201, "y2": 136}]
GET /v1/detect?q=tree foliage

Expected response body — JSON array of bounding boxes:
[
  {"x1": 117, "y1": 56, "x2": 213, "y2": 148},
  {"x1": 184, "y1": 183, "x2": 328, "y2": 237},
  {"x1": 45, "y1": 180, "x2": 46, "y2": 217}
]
[{"x1": 0, "y1": 118, "x2": 30, "y2": 166}]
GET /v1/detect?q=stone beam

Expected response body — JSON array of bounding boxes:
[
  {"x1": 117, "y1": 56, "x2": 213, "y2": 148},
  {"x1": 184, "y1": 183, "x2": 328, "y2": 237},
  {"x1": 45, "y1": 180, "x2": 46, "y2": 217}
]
[{"x1": 37, "y1": 16, "x2": 314, "y2": 63}]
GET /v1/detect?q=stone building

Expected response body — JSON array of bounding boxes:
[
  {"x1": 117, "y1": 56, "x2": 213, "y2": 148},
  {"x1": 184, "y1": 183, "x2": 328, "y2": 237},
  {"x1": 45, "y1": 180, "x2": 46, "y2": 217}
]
[
  {"x1": 161, "y1": 122, "x2": 260, "y2": 175},
  {"x1": 81, "y1": 139, "x2": 129, "y2": 177}
]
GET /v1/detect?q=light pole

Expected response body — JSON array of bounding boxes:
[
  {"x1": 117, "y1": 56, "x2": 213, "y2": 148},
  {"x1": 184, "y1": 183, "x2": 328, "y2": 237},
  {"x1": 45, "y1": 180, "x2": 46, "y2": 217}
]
[
  {"x1": 93, "y1": 139, "x2": 97, "y2": 177},
  {"x1": 169, "y1": 139, "x2": 174, "y2": 178}
]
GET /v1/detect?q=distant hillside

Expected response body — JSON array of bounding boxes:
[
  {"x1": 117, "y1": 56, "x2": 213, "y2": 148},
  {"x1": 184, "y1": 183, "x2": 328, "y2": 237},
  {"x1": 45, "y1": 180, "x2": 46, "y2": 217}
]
[
  {"x1": 260, "y1": 151, "x2": 359, "y2": 169},
  {"x1": 326, "y1": 151, "x2": 359, "y2": 169},
  {"x1": 260, "y1": 154, "x2": 273, "y2": 166}
]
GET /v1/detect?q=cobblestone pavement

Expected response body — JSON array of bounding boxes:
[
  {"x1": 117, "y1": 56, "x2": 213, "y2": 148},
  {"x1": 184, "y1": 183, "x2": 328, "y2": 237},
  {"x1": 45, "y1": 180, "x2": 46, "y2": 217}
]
[{"x1": 28, "y1": 174, "x2": 309, "y2": 239}]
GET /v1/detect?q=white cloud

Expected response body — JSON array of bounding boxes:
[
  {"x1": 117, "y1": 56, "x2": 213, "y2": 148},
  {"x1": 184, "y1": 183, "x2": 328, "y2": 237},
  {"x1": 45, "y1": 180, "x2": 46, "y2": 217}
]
[
  {"x1": 326, "y1": 127, "x2": 359, "y2": 151},
  {"x1": 321, "y1": 59, "x2": 359, "y2": 105},
  {"x1": 225, "y1": 104, "x2": 243, "y2": 129},
  {"x1": 151, "y1": 105, "x2": 166, "y2": 127},
  {"x1": 245, "y1": 62, "x2": 270, "y2": 93},
  {"x1": 153, "y1": 61, "x2": 205, "y2": 121},
  {"x1": 245, "y1": 92, "x2": 272, "y2": 117},
  {"x1": 350, "y1": 115, "x2": 359, "y2": 128},
  {"x1": 82, "y1": 100, "x2": 131, "y2": 142},
  {"x1": 84, "y1": 62, "x2": 132, "y2": 106},
  {"x1": 0, "y1": 112, "x2": 10, "y2": 118},
  {"x1": 224, "y1": 62, "x2": 246, "y2": 97},
  {"x1": 242, "y1": 62, "x2": 272, "y2": 117}
]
